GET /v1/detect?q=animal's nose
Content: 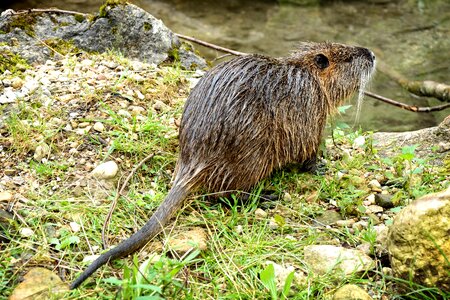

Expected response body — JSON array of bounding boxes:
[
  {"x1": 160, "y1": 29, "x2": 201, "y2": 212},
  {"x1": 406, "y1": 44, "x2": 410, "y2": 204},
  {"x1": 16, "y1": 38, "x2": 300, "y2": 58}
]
[{"x1": 357, "y1": 47, "x2": 376, "y2": 63}]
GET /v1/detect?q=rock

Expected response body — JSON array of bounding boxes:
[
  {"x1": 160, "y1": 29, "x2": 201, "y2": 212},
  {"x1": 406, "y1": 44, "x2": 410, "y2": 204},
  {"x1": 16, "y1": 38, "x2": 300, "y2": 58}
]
[
  {"x1": 333, "y1": 284, "x2": 372, "y2": 300},
  {"x1": 352, "y1": 220, "x2": 369, "y2": 230},
  {"x1": 387, "y1": 187, "x2": 450, "y2": 291},
  {"x1": 254, "y1": 208, "x2": 268, "y2": 218},
  {"x1": 69, "y1": 221, "x2": 81, "y2": 233},
  {"x1": 368, "y1": 179, "x2": 382, "y2": 192},
  {"x1": 374, "y1": 224, "x2": 389, "y2": 252},
  {"x1": 365, "y1": 194, "x2": 376, "y2": 205},
  {"x1": 366, "y1": 205, "x2": 383, "y2": 214},
  {"x1": 166, "y1": 227, "x2": 207, "y2": 253},
  {"x1": 93, "y1": 122, "x2": 105, "y2": 132},
  {"x1": 152, "y1": 100, "x2": 169, "y2": 112},
  {"x1": 0, "y1": 4, "x2": 206, "y2": 69},
  {"x1": 91, "y1": 161, "x2": 119, "y2": 179},
  {"x1": 9, "y1": 267, "x2": 68, "y2": 300},
  {"x1": 11, "y1": 77, "x2": 24, "y2": 89},
  {"x1": 335, "y1": 219, "x2": 356, "y2": 227},
  {"x1": 304, "y1": 245, "x2": 375, "y2": 275},
  {"x1": 33, "y1": 143, "x2": 51, "y2": 161},
  {"x1": 0, "y1": 87, "x2": 18, "y2": 103},
  {"x1": 352, "y1": 136, "x2": 365, "y2": 148},
  {"x1": 20, "y1": 227, "x2": 34, "y2": 237},
  {"x1": 373, "y1": 115, "x2": 450, "y2": 166},
  {"x1": 374, "y1": 194, "x2": 394, "y2": 209},
  {"x1": 315, "y1": 210, "x2": 342, "y2": 225},
  {"x1": 117, "y1": 109, "x2": 132, "y2": 119},
  {"x1": 0, "y1": 191, "x2": 13, "y2": 202}
]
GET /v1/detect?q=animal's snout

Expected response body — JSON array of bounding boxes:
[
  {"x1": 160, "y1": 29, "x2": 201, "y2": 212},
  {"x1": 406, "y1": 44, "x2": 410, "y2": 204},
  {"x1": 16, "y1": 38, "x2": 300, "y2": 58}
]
[{"x1": 357, "y1": 47, "x2": 376, "y2": 64}]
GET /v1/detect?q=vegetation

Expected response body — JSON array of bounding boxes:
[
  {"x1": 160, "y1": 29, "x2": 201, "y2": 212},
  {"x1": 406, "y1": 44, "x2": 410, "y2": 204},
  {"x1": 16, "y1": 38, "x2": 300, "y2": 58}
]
[{"x1": 0, "y1": 49, "x2": 448, "y2": 300}]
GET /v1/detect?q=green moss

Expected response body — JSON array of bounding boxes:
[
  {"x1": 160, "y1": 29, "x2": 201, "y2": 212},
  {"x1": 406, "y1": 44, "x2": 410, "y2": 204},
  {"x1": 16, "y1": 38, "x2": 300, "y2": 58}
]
[
  {"x1": 0, "y1": 49, "x2": 29, "y2": 74},
  {"x1": 74, "y1": 14, "x2": 85, "y2": 23},
  {"x1": 167, "y1": 47, "x2": 180, "y2": 62},
  {"x1": 3, "y1": 14, "x2": 37, "y2": 36},
  {"x1": 143, "y1": 22, "x2": 152, "y2": 31},
  {"x1": 43, "y1": 38, "x2": 81, "y2": 56},
  {"x1": 99, "y1": 0, "x2": 128, "y2": 18}
]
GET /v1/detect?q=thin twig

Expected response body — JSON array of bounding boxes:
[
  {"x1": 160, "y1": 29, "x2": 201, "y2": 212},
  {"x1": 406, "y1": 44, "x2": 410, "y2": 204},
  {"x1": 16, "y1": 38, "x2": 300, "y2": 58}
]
[
  {"x1": 101, "y1": 153, "x2": 157, "y2": 249},
  {"x1": 364, "y1": 91, "x2": 450, "y2": 112},
  {"x1": 11, "y1": 8, "x2": 89, "y2": 17},
  {"x1": 175, "y1": 33, "x2": 248, "y2": 56}
]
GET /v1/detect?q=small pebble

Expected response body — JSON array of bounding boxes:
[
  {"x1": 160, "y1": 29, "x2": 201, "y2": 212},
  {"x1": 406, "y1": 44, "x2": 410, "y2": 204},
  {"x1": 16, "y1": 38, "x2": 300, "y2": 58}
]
[
  {"x1": 34, "y1": 143, "x2": 51, "y2": 161},
  {"x1": 11, "y1": 77, "x2": 24, "y2": 89},
  {"x1": 91, "y1": 161, "x2": 119, "y2": 179},
  {"x1": 375, "y1": 194, "x2": 395, "y2": 209},
  {"x1": 368, "y1": 179, "x2": 382, "y2": 192},
  {"x1": 93, "y1": 122, "x2": 105, "y2": 132},
  {"x1": 352, "y1": 220, "x2": 369, "y2": 230},
  {"x1": 366, "y1": 205, "x2": 384, "y2": 214},
  {"x1": 255, "y1": 208, "x2": 268, "y2": 218},
  {"x1": 152, "y1": 100, "x2": 169, "y2": 112},
  {"x1": 335, "y1": 219, "x2": 356, "y2": 227},
  {"x1": 20, "y1": 228, "x2": 34, "y2": 237},
  {"x1": 70, "y1": 221, "x2": 81, "y2": 232},
  {"x1": 0, "y1": 191, "x2": 13, "y2": 202},
  {"x1": 118, "y1": 109, "x2": 132, "y2": 118}
]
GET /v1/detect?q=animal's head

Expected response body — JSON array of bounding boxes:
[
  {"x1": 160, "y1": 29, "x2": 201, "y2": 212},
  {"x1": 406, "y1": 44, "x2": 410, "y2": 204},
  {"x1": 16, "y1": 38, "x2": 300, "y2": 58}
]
[{"x1": 290, "y1": 42, "x2": 375, "y2": 111}]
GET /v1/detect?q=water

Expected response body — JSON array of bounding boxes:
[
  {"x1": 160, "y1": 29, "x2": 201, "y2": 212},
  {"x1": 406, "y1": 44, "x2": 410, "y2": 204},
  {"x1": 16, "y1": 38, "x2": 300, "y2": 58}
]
[{"x1": 6, "y1": 0, "x2": 450, "y2": 132}]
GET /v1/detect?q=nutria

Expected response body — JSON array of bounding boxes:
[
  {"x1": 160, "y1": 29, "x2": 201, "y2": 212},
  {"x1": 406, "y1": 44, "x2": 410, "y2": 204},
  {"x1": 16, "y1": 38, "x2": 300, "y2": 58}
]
[{"x1": 70, "y1": 42, "x2": 375, "y2": 289}]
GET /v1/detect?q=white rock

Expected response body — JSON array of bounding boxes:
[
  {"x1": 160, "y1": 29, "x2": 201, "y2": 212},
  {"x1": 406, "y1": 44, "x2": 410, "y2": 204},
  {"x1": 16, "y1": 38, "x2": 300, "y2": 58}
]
[
  {"x1": 3, "y1": 87, "x2": 18, "y2": 102},
  {"x1": 255, "y1": 208, "x2": 268, "y2": 218},
  {"x1": 34, "y1": 143, "x2": 51, "y2": 161},
  {"x1": 118, "y1": 109, "x2": 132, "y2": 119},
  {"x1": 368, "y1": 179, "x2": 382, "y2": 192},
  {"x1": 93, "y1": 122, "x2": 105, "y2": 132},
  {"x1": 20, "y1": 228, "x2": 34, "y2": 237},
  {"x1": 352, "y1": 136, "x2": 365, "y2": 148},
  {"x1": 0, "y1": 94, "x2": 14, "y2": 104},
  {"x1": 304, "y1": 245, "x2": 375, "y2": 275},
  {"x1": 70, "y1": 221, "x2": 81, "y2": 232},
  {"x1": 22, "y1": 78, "x2": 39, "y2": 94},
  {"x1": 366, "y1": 205, "x2": 384, "y2": 214},
  {"x1": 91, "y1": 161, "x2": 119, "y2": 179}
]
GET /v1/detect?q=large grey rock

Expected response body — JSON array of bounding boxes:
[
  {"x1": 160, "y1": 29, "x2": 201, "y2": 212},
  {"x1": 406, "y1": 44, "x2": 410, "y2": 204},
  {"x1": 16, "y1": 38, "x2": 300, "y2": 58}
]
[
  {"x1": 0, "y1": 4, "x2": 206, "y2": 69},
  {"x1": 387, "y1": 187, "x2": 450, "y2": 292}
]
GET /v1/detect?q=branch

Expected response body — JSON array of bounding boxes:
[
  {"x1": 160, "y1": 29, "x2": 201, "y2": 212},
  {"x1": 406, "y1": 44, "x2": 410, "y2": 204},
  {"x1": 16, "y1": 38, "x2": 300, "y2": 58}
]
[
  {"x1": 364, "y1": 91, "x2": 450, "y2": 112},
  {"x1": 9, "y1": 8, "x2": 89, "y2": 16},
  {"x1": 175, "y1": 33, "x2": 248, "y2": 57},
  {"x1": 377, "y1": 61, "x2": 450, "y2": 102}
]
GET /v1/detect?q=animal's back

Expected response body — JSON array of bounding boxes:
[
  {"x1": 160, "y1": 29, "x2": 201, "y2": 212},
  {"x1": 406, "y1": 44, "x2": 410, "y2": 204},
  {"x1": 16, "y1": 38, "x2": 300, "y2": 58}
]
[{"x1": 177, "y1": 55, "x2": 327, "y2": 192}]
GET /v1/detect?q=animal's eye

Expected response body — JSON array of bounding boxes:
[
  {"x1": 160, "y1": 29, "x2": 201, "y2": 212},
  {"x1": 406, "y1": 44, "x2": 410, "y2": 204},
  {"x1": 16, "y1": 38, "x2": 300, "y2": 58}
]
[{"x1": 314, "y1": 54, "x2": 329, "y2": 69}]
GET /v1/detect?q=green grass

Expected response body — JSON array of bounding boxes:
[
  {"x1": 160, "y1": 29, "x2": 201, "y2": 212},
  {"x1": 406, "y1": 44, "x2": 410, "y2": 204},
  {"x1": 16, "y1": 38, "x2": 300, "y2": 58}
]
[{"x1": 0, "y1": 50, "x2": 449, "y2": 300}]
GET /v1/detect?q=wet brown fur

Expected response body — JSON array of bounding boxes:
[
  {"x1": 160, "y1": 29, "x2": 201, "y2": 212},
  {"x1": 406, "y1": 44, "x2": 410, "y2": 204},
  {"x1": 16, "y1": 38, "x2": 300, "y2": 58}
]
[{"x1": 71, "y1": 42, "x2": 375, "y2": 289}]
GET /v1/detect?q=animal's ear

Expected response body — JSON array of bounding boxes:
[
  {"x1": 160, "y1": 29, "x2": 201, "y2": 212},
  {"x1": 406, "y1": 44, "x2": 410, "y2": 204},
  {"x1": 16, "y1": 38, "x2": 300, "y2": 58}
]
[{"x1": 314, "y1": 54, "x2": 329, "y2": 69}]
